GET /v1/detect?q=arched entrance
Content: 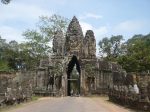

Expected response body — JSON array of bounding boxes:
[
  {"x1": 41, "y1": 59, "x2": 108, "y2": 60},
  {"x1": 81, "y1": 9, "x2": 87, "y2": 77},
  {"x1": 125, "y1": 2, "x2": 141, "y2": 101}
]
[{"x1": 67, "y1": 55, "x2": 81, "y2": 96}]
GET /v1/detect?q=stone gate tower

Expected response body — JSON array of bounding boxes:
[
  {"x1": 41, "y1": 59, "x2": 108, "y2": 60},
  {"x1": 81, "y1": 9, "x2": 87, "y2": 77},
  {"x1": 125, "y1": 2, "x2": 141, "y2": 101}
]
[
  {"x1": 65, "y1": 16, "x2": 84, "y2": 58},
  {"x1": 36, "y1": 16, "x2": 122, "y2": 96}
]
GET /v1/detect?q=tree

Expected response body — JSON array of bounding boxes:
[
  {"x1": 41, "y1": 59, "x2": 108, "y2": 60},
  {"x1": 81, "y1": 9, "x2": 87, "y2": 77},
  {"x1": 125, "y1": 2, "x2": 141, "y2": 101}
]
[
  {"x1": 0, "y1": 36, "x2": 21, "y2": 71},
  {"x1": 22, "y1": 14, "x2": 69, "y2": 69},
  {"x1": 99, "y1": 33, "x2": 150, "y2": 73},
  {"x1": 22, "y1": 30, "x2": 51, "y2": 58},
  {"x1": 6, "y1": 40, "x2": 20, "y2": 70},
  {"x1": 1, "y1": 0, "x2": 11, "y2": 4},
  {"x1": 0, "y1": 36, "x2": 9, "y2": 71},
  {"x1": 21, "y1": 30, "x2": 50, "y2": 69},
  {"x1": 38, "y1": 14, "x2": 69, "y2": 39},
  {"x1": 118, "y1": 34, "x2": 150, "y2": 72},
  {"x1": 98, "y1": 35, "x2": 124, "y2": 61}
]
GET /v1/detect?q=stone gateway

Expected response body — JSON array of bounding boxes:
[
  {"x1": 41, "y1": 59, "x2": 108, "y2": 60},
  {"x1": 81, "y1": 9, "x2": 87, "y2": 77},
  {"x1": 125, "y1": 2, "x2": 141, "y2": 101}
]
[{"x1": 35, "y1": 16, "x2": 123, "y2": 96}]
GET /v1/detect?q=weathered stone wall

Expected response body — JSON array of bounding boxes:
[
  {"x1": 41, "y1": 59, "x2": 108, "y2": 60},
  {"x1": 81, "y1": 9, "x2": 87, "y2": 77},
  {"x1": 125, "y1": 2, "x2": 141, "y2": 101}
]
[
  {"x1": 0, "y1": 72, "x2": 15, "y2": 93},
  {"x1": 0, "y1": 71, "x2": 35, "y2": 106},
  {"x1": 109, "y1": 72, "x2": 150, "y2": 111}
]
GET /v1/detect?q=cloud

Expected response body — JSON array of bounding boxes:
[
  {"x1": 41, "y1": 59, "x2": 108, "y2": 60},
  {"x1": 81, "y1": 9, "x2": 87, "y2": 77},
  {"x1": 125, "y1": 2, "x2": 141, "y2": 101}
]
[
  {"x1": 114, "y1": 20, "x2": 145, "y2": 33},
  {"x1": 0, "y1": 2, "x2": 53, "y2": 23},
  {"x1": 25, "y1": 0, "x2": 68, "y2": 6},
  {"x1": 0, "y1": 26, "x2": 24, "y2": 43},
  {"x1": 79, "y1": 13, "x2": 103, "y2": 20},
  {"x1": 0, "y1": 2, "x2": 54, "y2": 42},
  {"x1": 80, "y1": 21, "x2": 108, "y2": 56},
  {"x1": 80, "y1": 21, "x2": 93, "y2": 35},
  {"x1": 94, "y1": 27, "x2": 108, "y2": 39},
  {"x1": 80, "y1": 21, "x2": 108, "y2": 39}
]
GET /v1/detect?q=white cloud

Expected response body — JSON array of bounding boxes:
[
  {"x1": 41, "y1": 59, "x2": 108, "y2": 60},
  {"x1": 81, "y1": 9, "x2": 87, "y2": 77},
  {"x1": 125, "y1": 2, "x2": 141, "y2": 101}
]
[
  {"x1": 80, "y1": 21, "x2": 93, "y2": 35},
  {"x1": 0, "y1": 26, "x2": 24, "y2": 42},
  {"x1": 79, "y1": 13, "x2": 103, "y2": 20},
  {"x1": 114, "y1": 20, "x2": 145, "y2": 33},
  {"x1": 0, "y1": 2, "x2": 54, "y2": 42},
  {"x1": 80, "y1": 21, "x2": 108, "y2": 56},
  {"x1": 94, "y1": 27, "x2": 108, "y2": 39},
  {"x1": 0, "y1": 2, "x2": 53, "y2": 23},
  {"x1": 80, "y1": 21, "x2": 108, "y2": 39},
  {"x1": 19, "y1": 0, "x2": 67, "y2": 5}
]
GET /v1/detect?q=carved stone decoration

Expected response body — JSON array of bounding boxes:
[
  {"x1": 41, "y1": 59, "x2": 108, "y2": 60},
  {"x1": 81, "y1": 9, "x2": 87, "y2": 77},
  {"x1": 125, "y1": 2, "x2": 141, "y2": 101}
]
[
  {"x1": 65, "y1": 16, "x2": 84, "y2": 57},
  {"x1": 83, "y1": 30, "x2": 96, "y2": 58},
  {"x1": 83, "y1": 36, "x2": 88, "y2": 58},
  {"x1": 53, "y1": 30, "x2": 64, "y2": 56}
]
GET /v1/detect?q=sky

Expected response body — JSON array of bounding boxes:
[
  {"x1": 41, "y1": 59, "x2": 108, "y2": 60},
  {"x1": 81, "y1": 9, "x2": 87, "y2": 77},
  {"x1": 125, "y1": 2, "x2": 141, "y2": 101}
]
[{"x1": 0, "y1": 0, "x2": 150, "y2": 48}]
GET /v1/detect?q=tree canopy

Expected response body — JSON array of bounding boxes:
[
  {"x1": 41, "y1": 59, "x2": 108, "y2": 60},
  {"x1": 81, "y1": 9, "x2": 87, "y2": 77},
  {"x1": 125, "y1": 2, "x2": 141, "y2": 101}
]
[
  {"x1": 21, "y1": 14, "x2": 69, "y2": 69},
  {"x1": 1, "y1": 0, "x2": 11, "y2": 4},
  {"x1": 98, "y1": 33, "x2": 150, "y2": 73},
  {"x1": 117, "y1": 34, "x2": 150, "y2": 72},
  {"x1": 98, "y1": 35, "x2": 124, "y2": 61},
  {"x1": 0, "y1": 14, "x2": 69, "y2": 71}
]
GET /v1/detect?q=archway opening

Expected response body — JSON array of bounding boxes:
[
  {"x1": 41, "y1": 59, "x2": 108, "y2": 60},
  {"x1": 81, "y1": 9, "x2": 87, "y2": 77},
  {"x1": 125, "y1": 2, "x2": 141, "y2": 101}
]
[{"x1": 67, "y1": 55, "x2": 81, "y2": 96}]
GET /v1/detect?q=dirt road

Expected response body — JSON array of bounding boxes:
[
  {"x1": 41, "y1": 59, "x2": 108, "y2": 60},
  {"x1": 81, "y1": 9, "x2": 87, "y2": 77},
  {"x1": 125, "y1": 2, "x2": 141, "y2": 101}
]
[{"x1": 3, "y1": 97, "x2": 136, "y2": 112}]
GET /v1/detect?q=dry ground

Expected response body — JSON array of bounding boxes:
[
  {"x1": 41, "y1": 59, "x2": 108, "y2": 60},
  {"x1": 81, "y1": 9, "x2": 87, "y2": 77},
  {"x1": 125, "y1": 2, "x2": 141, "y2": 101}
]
[{"x1": 1, "y1": 96, "x2": 139, "y2": 112}]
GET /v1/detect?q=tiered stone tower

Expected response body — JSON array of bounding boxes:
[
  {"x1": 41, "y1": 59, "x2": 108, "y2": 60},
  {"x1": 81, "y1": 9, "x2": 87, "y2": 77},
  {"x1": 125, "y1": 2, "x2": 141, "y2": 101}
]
[
  {"x1": 83, "y1": 30, "x2": 96, "y2": 58},
  {"x1": 65, "y1": 16, "x2": 84, "y2": 58},
  {"x1": 53, "y1": 16, "x2": 96, "y2": 59},
  {"x1": 36, "y1": 16, "x2": 123, "y2": 96}
]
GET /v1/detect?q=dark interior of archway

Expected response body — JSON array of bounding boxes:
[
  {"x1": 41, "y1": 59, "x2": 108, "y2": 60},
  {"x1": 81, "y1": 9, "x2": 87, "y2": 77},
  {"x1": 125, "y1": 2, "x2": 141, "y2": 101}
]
[{"x1": 67, "y1": 55, "x2": 81, "y2": 96}]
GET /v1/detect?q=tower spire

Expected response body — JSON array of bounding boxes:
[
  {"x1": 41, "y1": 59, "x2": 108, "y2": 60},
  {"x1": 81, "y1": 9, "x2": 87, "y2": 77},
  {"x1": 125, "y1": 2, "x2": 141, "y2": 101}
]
[{"x1": 65, "y1": 16, "x2": 84, "y2": 57}]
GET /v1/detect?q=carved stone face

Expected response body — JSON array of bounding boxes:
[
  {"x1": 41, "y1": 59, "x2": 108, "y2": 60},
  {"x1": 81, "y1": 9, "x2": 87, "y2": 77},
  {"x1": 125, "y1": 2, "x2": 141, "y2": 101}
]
[
  {"x1": 53, "y1": 30, "x2": 64, "y2": 55},
  {"x1": 70, "y1": 38, "x2": 78, "y2": 48}
]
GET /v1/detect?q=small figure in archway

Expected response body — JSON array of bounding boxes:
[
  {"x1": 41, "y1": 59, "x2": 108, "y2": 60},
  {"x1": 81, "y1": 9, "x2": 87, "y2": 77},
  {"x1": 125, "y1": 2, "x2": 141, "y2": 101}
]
[
  {"x1": 47, "y1": 74, "x2": 54, "y2": 91},
  {"x1": 71, "y1": 89, "x2": 73, "y2": 96}
]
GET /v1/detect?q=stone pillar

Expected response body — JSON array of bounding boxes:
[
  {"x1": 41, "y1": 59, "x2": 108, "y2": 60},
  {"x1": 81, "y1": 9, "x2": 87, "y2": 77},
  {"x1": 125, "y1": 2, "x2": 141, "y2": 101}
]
[
  {"x1": 80, "y1": 68, "x2": 86, "y2": 96},
  {"x1": 62, "y1": 73, "x2": 67, "y2": 96},
  {"x1": 80, "y1": 69, "x2": 83, "y2": 95}
]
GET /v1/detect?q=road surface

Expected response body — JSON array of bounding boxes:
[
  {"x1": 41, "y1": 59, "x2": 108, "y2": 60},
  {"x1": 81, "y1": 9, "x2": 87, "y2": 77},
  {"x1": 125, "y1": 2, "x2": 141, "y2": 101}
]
[{"x1": 3, "y1": 97, "x2": 136, "y2": 112}]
